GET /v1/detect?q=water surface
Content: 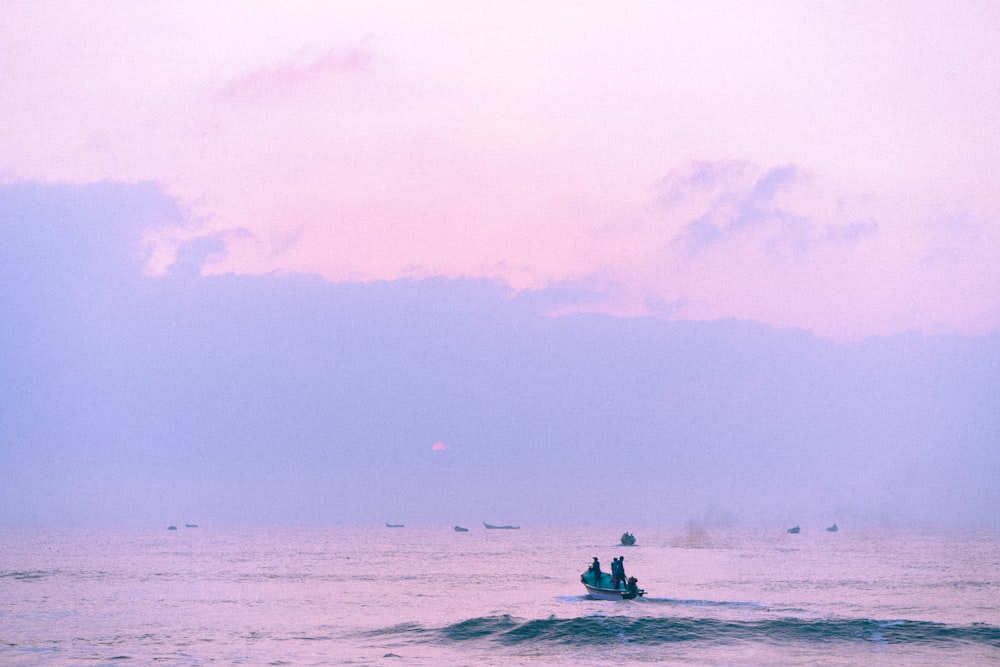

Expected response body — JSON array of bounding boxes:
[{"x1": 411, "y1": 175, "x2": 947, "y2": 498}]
[{"x1": 2, "y1": 525, "x2": 997, "y2": 665}]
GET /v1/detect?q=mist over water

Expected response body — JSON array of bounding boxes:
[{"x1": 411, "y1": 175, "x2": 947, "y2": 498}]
[{"x1": 2, "y1": 181, "x2": 999, "y2": 529}]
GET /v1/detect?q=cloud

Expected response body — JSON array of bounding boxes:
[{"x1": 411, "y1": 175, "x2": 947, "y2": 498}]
[
  {"x1": 823, "y1": 219, "x2": 878, "y2": 243},
  {"x1": 1, "y1": 5, "x2": 997, "y2": 343},
  {"x1": 3, "y1": 179, "x2": 998, "y2": 528},
  {"x1": 656, "y1": 161, "x2": 884, "y2": 263},
  {"x1": 220, "y1": 44, "x2": 375, "y2": 99},
  {"x1": 168, "y1": 234, "x2": 228, "y2": 278},
  {"x1": 561, "y1": 161, "x2": 935, "y2": 339},
  {"x1": 666, "y1": 162, "x2": 818, "y2": 257},
  {"x1": 0, "y1": 180, "x2": 181, "y2": 290},
  {"x1": 748, "y1": 164, "x2": 799, "y2": 204}
]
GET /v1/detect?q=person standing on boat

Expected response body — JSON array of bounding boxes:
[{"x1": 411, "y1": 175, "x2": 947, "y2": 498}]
[
  {"x1": 617, "y1": 556, "x2": 627, "y2": 589},
  {"x1": 610, "y1": 557, "x2": 621, "y2": 589},
  {"x1": 590, "y1": 556, "x2": 602, "y2": 587}
]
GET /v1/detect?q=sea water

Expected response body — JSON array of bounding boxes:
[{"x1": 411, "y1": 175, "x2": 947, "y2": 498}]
[{"x1": 1, "y1": 525, "x2": 998, "y2": 665}]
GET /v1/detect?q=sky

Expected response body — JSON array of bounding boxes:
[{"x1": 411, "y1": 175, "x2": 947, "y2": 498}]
[
  {"x1": 2, "y1": 2, "x2": 999, "y2": 341},
  {"x1": 1, "y1": 3, "x2": 999, "y2": 528}
]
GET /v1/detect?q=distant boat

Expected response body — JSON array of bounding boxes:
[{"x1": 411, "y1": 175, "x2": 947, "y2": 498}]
[
  {"x1": 826, "y1": 523, "x2": 838, "y2": 532},
  {"x1": 454, "y1": 525, "x2": 469, "y2": 532},
  {"x1": 167, "y1": 525, "x2": 177, "y2": 531},
  {"x1": 385, "y1": 523, "x2": 405, "y2": 528},
  {"x1": 787, "y1": 525, "x2": 800, "y2": 534},
  {"x1": 185, "y1": 524, "x2": 199, "y2": 528},
  {"x1": 483, "y1": 522, "x2": 519, "y2": 529},
  {"x1": 620, "y1": 532, "x2": 636, "y2": 546}
]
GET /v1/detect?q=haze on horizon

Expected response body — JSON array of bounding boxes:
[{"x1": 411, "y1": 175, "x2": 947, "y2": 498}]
[
  {"x1": 1, "y1": 4, "x2": 998, "y2": 529},
  {"x1": 2, "y1": 181, "x2": 997, "y2": 529}
]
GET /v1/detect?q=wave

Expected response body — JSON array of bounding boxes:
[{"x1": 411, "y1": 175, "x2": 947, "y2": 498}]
[
  {"x1": 642, "y1": 596, "x2": 769, "y2": 609},
  {"x1": 366, "y1": 614, "x2": 1000, "y2": 648},
  {"x1": 0, "y1": 570, "x2": 54, "y2": 581}
]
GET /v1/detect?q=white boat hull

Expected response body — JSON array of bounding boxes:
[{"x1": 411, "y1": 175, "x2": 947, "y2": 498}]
[
  {"x1": 581, "y1": 572, "x2": 645, "y2": 600},
  {"x1": 582, "y1": 582, "x2": 642, "y2": 600}
]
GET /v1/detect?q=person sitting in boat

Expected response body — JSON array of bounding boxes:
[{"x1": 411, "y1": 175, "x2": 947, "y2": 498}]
[{"x1": 625, "y1": 576, "x2": 639, "y2": 597}]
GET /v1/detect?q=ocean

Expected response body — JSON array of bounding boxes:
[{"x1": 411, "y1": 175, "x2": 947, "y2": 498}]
[{"x1": 1, "y1": 525, "x2": 997, "y2": 665}]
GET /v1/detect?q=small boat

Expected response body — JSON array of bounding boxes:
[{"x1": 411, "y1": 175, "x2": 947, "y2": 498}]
[
  {"x1": 787, "y1": 525, "x2": 800, "y2": 534},
  {"x1": 620, "y1": 532, "x2": 636, "y2": 546},
  {"x1": 581, "y1": 570, "x2": 644, "y2": 600},
  {"x1": 826, "y1": 523, "x2": 838, "y2": 532},
  {"x1": 185, "y1": 523, "x2": 199, "y2": 528},
  {"x1": 483, "y1": 522, "x2": 519, "y2": 529},
  {"x1": 454, "y1": 525, "x2": 469, "y2": 532},
  {"x1": 167, "y1": 525, "x2": 177, "y2": 531},
  {"x1": 385, "y1": 523, "x2": 405, "y2": 528}
]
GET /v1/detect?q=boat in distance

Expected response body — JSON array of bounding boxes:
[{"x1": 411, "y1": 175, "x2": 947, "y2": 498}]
[
  {"x1": 620, "y1": 531, "x2": 636, "y2": 546},
  {"x1": 826, "y1": 523, "x2": 838, "y2": 532},
  {"x1": 788, "y1": 525, "x2": 800, "y2": 534},
  {"x1": 454, "y1": 525, "x2": 469, "y2": 532},
  {"x1": 580, "y1": 570, "x2": 645, "y2": 600},
  {"x1": 483, "y1": 522, "x2": 519, "y2": 529},
  {"x1": 385, "y1": 523, "x2": 404, "y2": 528}
]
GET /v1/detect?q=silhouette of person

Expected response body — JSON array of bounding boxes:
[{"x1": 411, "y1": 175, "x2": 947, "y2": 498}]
[{"x1": 591, "y1": 556, "x2": 602, "y2": 587}]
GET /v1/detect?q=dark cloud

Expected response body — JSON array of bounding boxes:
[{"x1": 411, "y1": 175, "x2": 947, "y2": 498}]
[
  {"x1": 2, "y1": 181, "x2": 997, "y2": 528},
  {"x1": 168, "y1": 234, "x2": 228, "y2": 278}
]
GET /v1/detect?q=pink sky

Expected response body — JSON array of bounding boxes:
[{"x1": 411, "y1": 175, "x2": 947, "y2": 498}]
[{"x1": 2, "y1": 2, "x2": 998, "y2": 341}]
